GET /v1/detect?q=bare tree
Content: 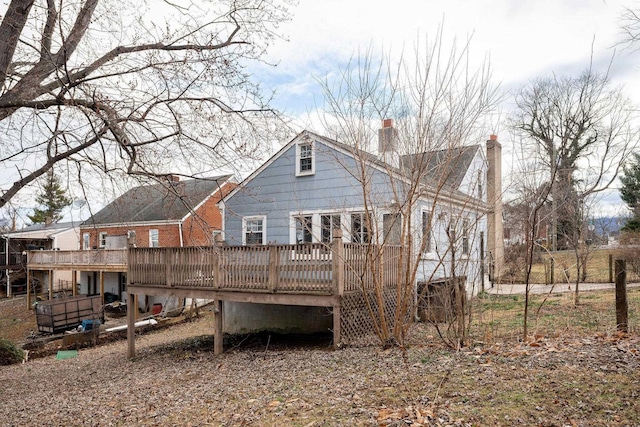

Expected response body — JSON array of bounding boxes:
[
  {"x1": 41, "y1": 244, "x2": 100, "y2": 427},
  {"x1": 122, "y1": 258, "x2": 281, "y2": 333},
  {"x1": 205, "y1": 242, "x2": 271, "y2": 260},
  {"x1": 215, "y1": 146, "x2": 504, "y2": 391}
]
[
  {"x1": 510, "y1": 68, "x2": 638, "y2": 305},
  {"x1": 317, "y1": 29, "x2": 501, "y2": 348},
  {"x1": 0, "y1": 0, "x2": 292, "y2": 208}
]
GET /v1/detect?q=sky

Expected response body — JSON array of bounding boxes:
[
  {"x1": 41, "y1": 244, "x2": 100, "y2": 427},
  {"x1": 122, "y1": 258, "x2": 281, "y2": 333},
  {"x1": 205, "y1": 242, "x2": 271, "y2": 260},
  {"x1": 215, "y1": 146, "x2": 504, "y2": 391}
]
[
  {"x1": 2, "y1": 0, "x2": 638, "y2": 224},
  {"x1": 252, "y1": 0, "x2": 640, "y2": 216}
]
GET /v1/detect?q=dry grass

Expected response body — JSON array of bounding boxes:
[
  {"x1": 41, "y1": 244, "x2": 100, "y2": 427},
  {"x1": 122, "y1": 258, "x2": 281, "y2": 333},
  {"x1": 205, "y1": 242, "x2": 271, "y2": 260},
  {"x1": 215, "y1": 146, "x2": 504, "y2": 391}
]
[
  {"x1": 0, "y1": 290, "x2": 639, "y2": 426},
  {"x1": 506, "y1": 247, "x2": 640, "y2": 284}
]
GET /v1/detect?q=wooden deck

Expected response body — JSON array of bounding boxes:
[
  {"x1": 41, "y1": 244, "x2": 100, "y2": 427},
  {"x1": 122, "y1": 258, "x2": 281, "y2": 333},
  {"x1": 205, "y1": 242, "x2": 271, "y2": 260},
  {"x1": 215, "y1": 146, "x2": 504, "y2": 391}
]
[
  {"x1": 28, "y1": 249, "x2": 127, "y2": 272},
  {"x1": 28, "y1": 240, "x2": 405, "y2": 357}
]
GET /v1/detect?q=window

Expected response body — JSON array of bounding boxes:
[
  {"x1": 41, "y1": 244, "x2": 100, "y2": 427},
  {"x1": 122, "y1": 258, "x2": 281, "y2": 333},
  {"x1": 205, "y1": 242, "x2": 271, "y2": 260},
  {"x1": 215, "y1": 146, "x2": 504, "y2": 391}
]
[
  {"x1": 243, "y1": 216, "x2": 266, "y2": 245},
  {"x1": 477, "y1": 170, "x2": 483, "y2": 199},
  {"x1": 149, "y1": 229, "x2": 159, "y2": 247},
  {"x1": 351, "y1": 213, "x2": 370, "y2": 243},
  {"x1": 296, "y1": 141, "x2": 314, "y2": 176},
  {"x1": 421, "y1": 211, "x2": 433, "y2": 253},
  {"x1": 82, "y1": 233, "x2": 90, "y2": 250},
  {"x1": 212, "y1": 230, "x2": 223, "y2": 244},
  {"x1": 462, "y1": 219, "x2": 470, "y2": 255},
  {"x1": 383, "y1": 213, "x2": 401, "y2": 245},
  {"x1": 321, "y1": 214, "x2": 341, "y2": 243},
  {"x1": 99, "y1": 232, "x2": 107, "y2": 248},
  {"x1": 295, "y1": 215, "x2": 313, "y2": 244}
]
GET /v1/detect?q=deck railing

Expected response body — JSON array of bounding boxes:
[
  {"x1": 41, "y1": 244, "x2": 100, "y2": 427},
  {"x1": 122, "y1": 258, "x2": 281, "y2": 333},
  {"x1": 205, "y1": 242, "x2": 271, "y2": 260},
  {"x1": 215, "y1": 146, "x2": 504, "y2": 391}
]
[
  {"x1": 128, "y1": 243, "x2": 337, "y2": 294},
  {"x1": 128, "y1": 241, "x2": 405, "y2": 296},
  {"x1": 28, "y1": 249, "x2": 128, "y2": 267}
]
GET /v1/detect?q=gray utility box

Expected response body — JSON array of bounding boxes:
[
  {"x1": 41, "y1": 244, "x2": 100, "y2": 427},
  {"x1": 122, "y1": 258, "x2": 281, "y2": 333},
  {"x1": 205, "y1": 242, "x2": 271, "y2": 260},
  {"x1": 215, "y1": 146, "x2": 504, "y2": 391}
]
[{"x1": 35, "y1": 295, "x2": 103, "y2": 333}]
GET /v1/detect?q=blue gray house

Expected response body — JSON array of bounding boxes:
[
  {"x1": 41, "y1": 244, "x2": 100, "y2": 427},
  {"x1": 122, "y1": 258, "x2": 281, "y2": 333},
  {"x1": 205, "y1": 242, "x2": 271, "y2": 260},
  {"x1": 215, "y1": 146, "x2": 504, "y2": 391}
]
[{"x1": 218, "y1": 120, "x2": 504, "y2": 334}]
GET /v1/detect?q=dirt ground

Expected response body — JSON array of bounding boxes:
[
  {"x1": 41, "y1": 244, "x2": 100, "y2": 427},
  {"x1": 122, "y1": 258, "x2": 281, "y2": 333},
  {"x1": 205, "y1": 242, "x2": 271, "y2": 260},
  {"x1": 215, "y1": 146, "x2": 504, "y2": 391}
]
[{"x1": 1, "y1": 296, "x2": 639, "y2": 426}]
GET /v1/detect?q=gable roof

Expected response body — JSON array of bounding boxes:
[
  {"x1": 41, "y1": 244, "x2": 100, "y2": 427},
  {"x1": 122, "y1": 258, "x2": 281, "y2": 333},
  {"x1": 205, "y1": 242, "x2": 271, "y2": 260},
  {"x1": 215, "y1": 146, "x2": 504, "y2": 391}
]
[
  {"x1": 82, "y1": 175, "x2": 231, "y2": 226},
  {"x1": 222, "y1": 130, "x2": 485, "y2": 209},
  {"x1": 400, "y1": 145, "x2": 481, "y2": 190}
]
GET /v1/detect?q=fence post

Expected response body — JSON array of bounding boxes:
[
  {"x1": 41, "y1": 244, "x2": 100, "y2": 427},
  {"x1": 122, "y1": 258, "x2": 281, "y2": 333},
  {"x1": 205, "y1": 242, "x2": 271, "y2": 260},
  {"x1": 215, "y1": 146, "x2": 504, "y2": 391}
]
[
  {"x1": 614, "y1": 259, "x2": 628, "y2": 333},
  {"x1": 609, "y1": 254, "x2": 614, "y2": 284}
]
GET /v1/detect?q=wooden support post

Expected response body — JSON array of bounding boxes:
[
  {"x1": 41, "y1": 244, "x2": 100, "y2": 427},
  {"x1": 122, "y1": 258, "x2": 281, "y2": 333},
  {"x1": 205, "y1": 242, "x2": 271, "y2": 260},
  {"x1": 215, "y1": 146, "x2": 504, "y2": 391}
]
[
  {"x1": 615, "y1": 259, "x2": 628, "y2": 333},
  {"x1": 72, "y1": 270, "x2": 77, "y2": 296},
  {"x1": 99, "y1": 271, "x2": 105, "y2": 305},
  {"x1": 331, "y1": 229, "x2": 344, "y2": 349},
  {"x1": 165, "y1": 249, "x2": 172, "y2": 287},
  {"x1": 213, "y1": 300, "x2": 223, "y2": 355},
  {"x1": 127, "y1": 292, "x2": 136, "y2": 359},
  {"x1": 26, "y1": 267, "x2": 31, "y2": 310},
  {"x1": 332, "y1": 230, "x2": 345, "y2": 296},
  {"x1": 609, "y1": 254, "x2": 614, "y2": 284},
  {"x1": 48, "y1": 270, "x2": 53, "y2": 300}
]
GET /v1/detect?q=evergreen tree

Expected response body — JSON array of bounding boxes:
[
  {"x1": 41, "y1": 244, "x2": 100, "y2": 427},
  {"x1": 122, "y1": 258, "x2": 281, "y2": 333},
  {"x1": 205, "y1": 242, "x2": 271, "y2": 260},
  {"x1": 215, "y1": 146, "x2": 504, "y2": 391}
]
[
  {"x1": 620, "y1": 153, "x2": 640, "y2": 231},
  {"x1": 27, "y1": 172, "x2": 72, "y2": 224}
]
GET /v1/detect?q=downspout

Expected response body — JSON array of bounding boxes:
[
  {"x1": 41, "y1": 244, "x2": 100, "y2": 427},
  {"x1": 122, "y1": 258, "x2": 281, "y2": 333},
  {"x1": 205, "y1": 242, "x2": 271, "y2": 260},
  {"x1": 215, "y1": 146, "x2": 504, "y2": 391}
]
[{"x1": 179, "y1": 222, "x2": 184, "y2": 247}]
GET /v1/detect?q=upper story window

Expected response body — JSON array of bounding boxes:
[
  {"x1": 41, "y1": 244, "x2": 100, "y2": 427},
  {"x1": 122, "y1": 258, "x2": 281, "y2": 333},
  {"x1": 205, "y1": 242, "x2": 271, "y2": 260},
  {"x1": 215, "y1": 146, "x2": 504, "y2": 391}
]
[
  {"x1": 296, "y1": 141, "x2": 315, "y2": 176},
  {"x1": 149, "y1": 229, "x2": 159, "y2": 247},
  {"x1": 243, "y1": 216, "x2": 266, "y2": 245},
  {"x1": 99, "y1": 232, "x2": 107, "y2": 248}
]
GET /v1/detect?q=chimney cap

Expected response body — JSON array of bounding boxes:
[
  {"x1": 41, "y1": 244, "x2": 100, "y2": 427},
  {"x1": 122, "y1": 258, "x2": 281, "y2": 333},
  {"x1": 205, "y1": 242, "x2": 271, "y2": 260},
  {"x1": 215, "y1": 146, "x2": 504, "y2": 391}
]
[
  {"x1": 383, "y1": 118, "x2": 394, "y2": 128},
  {"x1": 489, "y1": 134, "x2": 498, "y2": 141}
]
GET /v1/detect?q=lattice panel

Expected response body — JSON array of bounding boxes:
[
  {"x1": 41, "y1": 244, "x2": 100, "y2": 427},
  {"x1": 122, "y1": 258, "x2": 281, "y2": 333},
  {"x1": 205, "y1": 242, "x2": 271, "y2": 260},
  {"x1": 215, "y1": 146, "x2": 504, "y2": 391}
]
[{"x1": 340, "y1": 287, "x2": 407, "y2": 345}]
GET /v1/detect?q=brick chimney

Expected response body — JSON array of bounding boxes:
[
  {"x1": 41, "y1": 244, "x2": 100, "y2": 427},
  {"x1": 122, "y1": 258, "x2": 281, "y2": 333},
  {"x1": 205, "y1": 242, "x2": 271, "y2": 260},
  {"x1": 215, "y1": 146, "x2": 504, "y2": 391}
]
[
  {"x1": 486, "y1": 134, "x2": 504, "y2": 284},
  {"x1": 378, "y1": 119, "x2": 399, "y2": 168}
]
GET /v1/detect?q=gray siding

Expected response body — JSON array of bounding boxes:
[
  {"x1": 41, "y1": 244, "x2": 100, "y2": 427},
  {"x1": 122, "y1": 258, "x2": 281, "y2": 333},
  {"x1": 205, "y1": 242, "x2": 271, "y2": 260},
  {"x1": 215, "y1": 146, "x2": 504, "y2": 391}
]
[{"x1": 224, "y1": 139, "x2": 395, "y2": 245}]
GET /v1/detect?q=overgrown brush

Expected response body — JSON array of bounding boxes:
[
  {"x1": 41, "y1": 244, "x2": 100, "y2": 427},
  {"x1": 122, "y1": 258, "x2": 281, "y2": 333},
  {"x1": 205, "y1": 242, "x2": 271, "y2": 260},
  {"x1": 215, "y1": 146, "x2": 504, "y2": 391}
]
[{"x1": 0, "y1": 337, "x2": 24, "y2": 365}]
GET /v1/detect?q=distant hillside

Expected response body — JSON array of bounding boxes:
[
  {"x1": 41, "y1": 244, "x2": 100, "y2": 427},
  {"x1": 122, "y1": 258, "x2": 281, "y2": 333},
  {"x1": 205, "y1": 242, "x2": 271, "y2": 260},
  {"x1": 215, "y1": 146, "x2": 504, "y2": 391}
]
[{"x1": 593, "y1": 216, "x2": 627, "y2": 236}]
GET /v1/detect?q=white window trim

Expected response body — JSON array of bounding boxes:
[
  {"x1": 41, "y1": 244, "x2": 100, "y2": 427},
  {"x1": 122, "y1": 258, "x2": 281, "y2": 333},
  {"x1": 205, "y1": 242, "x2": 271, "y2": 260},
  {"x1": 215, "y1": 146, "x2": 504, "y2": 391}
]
[
  {"x1": 149, "y1": 229, "x2": 159, "y2": 247},
  {"x1": 421, "y1": 209, "x2": 435, "y2": 257},
  {"x1": 295, "y1": 140, "x2": 315, "y2": 176},
  {"x1": 82, "y1": 232, "x2": 91, "y2": 250},
  {"x1": 242, "y1": 215, "x2": 267, "y2": 245},
  {"x1": 98, "y1": 232, "x2": 107, "y2": 248}
]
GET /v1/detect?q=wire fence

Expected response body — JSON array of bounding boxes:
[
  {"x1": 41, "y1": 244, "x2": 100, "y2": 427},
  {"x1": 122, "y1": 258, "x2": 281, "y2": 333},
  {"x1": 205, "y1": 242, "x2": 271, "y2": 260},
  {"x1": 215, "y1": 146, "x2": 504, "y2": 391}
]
[{"x1": 465, "y1": 287, "x2": 640, "y2": 343}]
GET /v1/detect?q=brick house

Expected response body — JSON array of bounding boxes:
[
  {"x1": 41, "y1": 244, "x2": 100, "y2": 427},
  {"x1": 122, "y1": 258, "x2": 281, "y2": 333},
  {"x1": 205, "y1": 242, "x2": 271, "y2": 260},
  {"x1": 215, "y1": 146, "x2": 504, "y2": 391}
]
[{"x1": 77, "y1": 175, "x2": 234, "y2": 301}]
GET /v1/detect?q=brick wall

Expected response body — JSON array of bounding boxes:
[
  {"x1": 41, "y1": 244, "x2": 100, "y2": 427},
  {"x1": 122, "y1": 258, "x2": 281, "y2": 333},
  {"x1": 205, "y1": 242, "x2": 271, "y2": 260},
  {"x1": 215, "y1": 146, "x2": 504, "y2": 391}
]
[{"x1": 80, "y1": 182, "x2": 236, "y2": 248}]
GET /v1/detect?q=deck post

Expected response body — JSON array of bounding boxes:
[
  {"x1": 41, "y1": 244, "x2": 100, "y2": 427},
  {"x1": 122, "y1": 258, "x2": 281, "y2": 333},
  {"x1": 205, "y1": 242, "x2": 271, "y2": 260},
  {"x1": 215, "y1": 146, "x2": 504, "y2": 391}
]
[
  {"x1": 213, "y1": 299, "x2": 223, "y2": 355},
  {"x1": 48, "y1": 269, "x2": 53, "y2": 300},
  {"x1": 331, "y1": 230, "x2": 344, "y2": 349},
  {"x1": 26, "y1": 267, "x2": 31, "y2": 309},
  {"x1": 127, "y1": 291, "x2": 136, "y2": 359},
  {"x1": 165, "y1": 249, "x2": 172, "y2": 287},
  {"x1": 268, "y1": 246, "x2": 279, "y2": 292},
  {"x1": 212, "y1": 248, "x2": 220, "y2": 289},
  {"x1": 72, "y1": 270, "x2": 77, "y2": 296},
  {"x1": 99, "y1": 271, "x2": 105, "y2": 305}
]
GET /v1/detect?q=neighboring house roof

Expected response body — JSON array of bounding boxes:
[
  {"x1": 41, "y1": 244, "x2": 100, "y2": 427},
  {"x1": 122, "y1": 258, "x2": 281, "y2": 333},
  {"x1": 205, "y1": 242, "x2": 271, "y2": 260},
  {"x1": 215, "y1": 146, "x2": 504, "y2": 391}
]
[
  {"x1": 2, "y1": 222, "x2": 80, "y2": 239},
  {"x1": 400, "y1": 145, "x2": 481, "y2": 190},
  {"x1": 82, "y1": 175, "x2": 231, "y2": 226}
]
